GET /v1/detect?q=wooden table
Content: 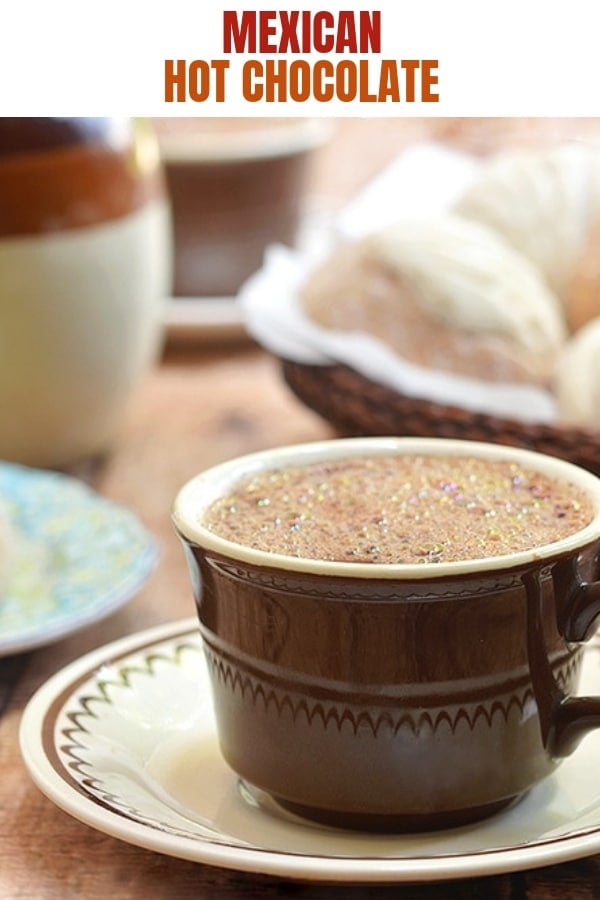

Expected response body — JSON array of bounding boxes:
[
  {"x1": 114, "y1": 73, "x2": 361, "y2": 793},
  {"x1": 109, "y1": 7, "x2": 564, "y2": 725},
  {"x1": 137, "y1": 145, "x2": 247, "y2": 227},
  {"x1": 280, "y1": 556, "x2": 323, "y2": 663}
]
[{"x1": 3, "y1": 118, "x2": 600, "y2": 898}]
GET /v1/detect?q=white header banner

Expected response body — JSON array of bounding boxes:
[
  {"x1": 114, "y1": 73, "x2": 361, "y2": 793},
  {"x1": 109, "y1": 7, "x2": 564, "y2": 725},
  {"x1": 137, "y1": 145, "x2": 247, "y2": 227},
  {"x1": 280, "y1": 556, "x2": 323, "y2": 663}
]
[{"x1": 1, "y1": 0, "x2": 598, "y2": 116}]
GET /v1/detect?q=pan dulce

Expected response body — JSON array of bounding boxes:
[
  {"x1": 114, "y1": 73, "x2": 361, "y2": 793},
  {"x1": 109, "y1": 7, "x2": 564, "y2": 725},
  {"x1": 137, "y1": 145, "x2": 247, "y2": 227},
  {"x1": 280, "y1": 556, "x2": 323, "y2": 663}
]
[{"x1": 203, "y1": 454, "x2": 593, "y2": 564}]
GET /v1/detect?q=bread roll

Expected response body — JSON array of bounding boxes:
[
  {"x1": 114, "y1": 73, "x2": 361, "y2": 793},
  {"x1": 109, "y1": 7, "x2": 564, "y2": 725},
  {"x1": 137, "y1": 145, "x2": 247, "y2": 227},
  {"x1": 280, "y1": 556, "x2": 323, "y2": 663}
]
[
  {"x1": 300, "y1": 215, "x2": 566, "y2": 386},
  {"x1": 555, "y1": 316, "x2": 600, "y2": 425},
  {"x1": 453, "y1": 143, "x2": 600, "y2": 331}
]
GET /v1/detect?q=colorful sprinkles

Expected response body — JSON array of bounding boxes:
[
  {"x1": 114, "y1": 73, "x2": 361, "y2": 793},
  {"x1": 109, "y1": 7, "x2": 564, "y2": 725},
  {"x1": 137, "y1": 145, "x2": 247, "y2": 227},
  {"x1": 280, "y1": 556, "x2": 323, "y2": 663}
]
[{"x1": 202, "y1": 455, "x2": 593, "y2": 564}]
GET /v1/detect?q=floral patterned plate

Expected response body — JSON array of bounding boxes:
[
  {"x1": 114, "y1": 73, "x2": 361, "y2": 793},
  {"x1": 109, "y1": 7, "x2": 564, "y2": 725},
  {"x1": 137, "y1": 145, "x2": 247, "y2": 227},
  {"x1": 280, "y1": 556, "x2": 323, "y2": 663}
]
[
  {"x1": 19, "y1": 619, "x2": 600, "y2": 883},
  {"x1": 0, "y1": 462, "x2": 157, "y2": 656}
]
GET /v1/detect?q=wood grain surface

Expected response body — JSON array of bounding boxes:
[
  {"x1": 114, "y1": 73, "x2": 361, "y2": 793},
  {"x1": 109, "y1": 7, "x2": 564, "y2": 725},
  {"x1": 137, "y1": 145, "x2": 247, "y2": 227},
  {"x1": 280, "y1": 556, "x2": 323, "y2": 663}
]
[{"x1": 2, "y1": 119, "x2": 600, "y2": 899}]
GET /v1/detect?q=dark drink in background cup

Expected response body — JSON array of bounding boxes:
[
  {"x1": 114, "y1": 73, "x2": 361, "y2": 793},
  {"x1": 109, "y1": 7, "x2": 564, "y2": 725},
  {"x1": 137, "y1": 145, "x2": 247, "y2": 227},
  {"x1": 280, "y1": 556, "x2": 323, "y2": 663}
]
[{"x1": 154, "y1": 117, "x2": 329, "y2": 297}]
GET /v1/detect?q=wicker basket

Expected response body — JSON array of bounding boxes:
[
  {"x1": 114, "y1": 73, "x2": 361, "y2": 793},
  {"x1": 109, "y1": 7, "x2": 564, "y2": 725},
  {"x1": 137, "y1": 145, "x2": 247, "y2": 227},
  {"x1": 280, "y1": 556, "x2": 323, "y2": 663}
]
[{"x1": 282, "y1": 359, "x2": 600, "y2": 477}]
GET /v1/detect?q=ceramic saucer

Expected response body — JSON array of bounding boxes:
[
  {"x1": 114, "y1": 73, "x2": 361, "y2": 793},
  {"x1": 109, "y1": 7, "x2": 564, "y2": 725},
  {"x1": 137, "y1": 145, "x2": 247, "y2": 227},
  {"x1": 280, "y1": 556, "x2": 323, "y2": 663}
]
[
  {"x1": 19, "y1": 618, "x2": 600, "y2": 883},
  {"x1": 0, "y1": 462, "x2": 157, "y2": 656}
]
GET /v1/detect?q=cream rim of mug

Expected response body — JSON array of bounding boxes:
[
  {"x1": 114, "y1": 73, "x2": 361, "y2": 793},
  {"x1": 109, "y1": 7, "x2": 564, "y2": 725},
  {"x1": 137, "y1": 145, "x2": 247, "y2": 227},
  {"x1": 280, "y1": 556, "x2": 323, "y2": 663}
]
[{"x1": 172, "y1": 437, "x2": 600, "y2": 579}]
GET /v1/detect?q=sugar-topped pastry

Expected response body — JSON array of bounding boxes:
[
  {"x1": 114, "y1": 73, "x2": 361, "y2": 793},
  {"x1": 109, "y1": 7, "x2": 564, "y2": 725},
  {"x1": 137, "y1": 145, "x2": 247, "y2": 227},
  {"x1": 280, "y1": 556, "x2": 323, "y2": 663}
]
[
  {"x1": 555, "y1": 316, "x2": 600, "y2": 426},
  {"x1": 300, "y1": 215, "x2": 566, "y2": 386},
  {"x1": 453, "y1": 143, "x2": 600, "y2": 331}
]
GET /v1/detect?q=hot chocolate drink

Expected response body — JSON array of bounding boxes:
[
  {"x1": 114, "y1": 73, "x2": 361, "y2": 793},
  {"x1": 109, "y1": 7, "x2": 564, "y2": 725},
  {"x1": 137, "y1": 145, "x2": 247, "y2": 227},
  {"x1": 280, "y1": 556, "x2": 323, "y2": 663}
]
[{"x1": 203, "y1": 454, "x2": 593, "y2": 564}]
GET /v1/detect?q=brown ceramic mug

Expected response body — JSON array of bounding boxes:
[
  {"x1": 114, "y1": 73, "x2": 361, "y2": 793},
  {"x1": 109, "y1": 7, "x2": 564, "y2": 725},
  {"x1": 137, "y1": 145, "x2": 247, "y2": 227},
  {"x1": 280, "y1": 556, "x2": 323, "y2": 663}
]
[{"x1": 173, "y1": 437, "x2": 600, "y2": 832}]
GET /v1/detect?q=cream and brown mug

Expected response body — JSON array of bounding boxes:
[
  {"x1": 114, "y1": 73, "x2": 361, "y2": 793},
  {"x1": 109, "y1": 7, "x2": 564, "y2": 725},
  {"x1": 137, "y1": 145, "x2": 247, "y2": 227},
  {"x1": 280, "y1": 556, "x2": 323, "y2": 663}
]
[
  {"x1": 173, "y1": 437, "x2": 600, "y2": 831},
  {"x1": 0, "y1": 117, "x2": 171, "y2": 468}
]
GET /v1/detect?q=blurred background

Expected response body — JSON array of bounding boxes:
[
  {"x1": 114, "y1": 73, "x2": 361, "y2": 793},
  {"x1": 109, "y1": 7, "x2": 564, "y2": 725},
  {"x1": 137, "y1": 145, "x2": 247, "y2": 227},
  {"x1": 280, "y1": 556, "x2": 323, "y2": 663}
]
[
  {"x1": 153, "y1": 116, "x2": 600, "y2": 297},
  {"x1": 3, "y1": 116, "x2": 600, "y2": 470}
]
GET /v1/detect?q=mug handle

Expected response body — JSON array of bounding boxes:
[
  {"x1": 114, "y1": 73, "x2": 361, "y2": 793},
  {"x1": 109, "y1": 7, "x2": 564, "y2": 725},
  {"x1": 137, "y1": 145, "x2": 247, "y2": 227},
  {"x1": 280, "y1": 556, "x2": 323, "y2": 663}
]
[{"x1": 549, "y1": 558, "x2": 600, "y2": 757}]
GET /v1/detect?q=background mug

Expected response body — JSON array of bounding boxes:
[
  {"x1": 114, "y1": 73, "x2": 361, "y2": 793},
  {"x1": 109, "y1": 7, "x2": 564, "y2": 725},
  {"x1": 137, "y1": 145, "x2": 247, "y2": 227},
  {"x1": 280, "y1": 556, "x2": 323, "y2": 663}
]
[{"x1": 173, "y1": 437, "x2": 600, "y2": 831}]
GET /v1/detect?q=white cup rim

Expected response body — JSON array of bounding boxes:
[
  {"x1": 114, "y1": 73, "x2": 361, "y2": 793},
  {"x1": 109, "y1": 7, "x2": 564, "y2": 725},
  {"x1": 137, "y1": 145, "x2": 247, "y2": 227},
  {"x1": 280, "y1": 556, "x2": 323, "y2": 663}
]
[{"x1": 172, "y1": 437, "x2": 600, "y2": 580}]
